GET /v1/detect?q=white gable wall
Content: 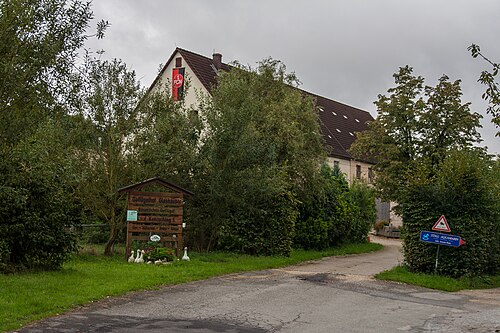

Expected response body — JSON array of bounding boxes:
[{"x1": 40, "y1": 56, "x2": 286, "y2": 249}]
[{"x1": 151, "y1": 51, "x2": 210, "y2": 109}]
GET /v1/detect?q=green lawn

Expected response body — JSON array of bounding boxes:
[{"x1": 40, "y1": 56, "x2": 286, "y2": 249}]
[
  {"x1": 375, "y1": 265, "x2": 500, "y2": 292},
  {"x1": 0, "y1": 242, "x2": 382, "y2": 332}
]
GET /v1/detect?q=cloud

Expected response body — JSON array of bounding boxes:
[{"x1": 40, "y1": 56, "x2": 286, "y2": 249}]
[{"x1": 86, "y1": 0, "x2": 500, "y2": 154}]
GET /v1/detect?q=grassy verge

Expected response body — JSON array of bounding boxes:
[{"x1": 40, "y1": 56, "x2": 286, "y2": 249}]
[
  {"x1": 0, "y1": 242, "x2": 381, "y2": 332},
  {"x1": 375, "y1": 265, "x2": 500, "y2": 292}
]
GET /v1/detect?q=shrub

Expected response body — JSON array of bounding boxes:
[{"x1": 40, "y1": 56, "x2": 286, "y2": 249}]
[
  {"x1": 399, "y1": 150, "x2": 499, "y2": 277},
  {"x1": 347, "y1": 180, "x2": 377, "y2": 243},
  {"x1": 294, "y1": 165, "x2": 354, "y2": 249},
  {"x1": 0, "y1": 122, "x2": 81, "y2": 272}
]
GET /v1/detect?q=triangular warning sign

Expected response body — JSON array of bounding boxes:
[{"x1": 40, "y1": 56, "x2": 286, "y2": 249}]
[{"x1": 432, "y1": 215, "x2": 451, "y2": 232}]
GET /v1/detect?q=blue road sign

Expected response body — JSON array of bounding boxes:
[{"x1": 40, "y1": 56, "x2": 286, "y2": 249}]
[{"x1": 420, "y1": 231, "x2": 465, "y2": 247}]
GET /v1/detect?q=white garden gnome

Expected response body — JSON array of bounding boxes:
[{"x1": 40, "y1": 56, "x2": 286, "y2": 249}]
[{"x1": 182, "y1": 247, "x2": 190, "y2": 261}]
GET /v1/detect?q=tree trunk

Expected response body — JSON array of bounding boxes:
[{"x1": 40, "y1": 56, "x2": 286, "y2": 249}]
[
  {"x1": 104, "y1": 231, "x2": 117, "y2": 256},
  {"x1": 104, "y1": 209, "x2": 117, "y2": 256}
]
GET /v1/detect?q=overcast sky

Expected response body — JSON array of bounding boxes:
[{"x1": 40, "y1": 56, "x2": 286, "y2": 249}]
[{"x1": 86, "y1": 0, "x2": 500, "y2": 154}]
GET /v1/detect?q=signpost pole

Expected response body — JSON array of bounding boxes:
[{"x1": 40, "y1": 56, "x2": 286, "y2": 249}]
[{"x1": 434, "y1": 244, "x2": 440, "y2": 274}]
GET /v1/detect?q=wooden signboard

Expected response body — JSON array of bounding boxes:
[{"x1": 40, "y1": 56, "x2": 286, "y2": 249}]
[{"x1": 118, "y1": 177, "x2": 193, "y2": 259}]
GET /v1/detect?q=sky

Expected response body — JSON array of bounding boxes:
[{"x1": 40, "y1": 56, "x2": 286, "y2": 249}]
[{"x1": 86, "y1": 0, "x2": 500, "y2": 154}]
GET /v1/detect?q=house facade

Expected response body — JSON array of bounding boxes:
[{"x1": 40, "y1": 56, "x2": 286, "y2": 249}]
[{"x1": 148, "y1": 47, "x2": 376, "y2": 184}]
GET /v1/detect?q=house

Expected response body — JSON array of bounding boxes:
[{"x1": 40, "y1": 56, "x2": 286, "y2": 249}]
[{"x1": 147, "y1": 47, "x2": 375, "y2": 184}]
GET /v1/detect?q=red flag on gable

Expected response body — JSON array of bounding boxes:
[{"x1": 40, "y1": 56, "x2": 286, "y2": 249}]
[{"x1": 172, "y1": 67, "x2": 185, "y2": 101}]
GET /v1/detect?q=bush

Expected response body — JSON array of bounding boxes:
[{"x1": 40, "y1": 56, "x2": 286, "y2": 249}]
[
  {"x1": 295, "y1": 165, "x2": 356, "y2": 249},
  {"x1": 347, "y1": 180, "x2": 377, "y2": 243},
  {"x1": 0, "y1": 122, "x2": 80, "y2": 272},
  {"x1": 217, "y1": 188, "x2": 298, "y2": 256},
  {"x1": 399, "y1": 150, "x2": 499, "y2": 277}
]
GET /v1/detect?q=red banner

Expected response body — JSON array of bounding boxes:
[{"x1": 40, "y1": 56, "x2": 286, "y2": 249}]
[{"x1": 172, "y1": 67, "x2": 185, "y2": 101}]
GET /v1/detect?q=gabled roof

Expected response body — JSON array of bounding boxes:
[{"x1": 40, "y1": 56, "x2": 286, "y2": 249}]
[
  {"x1": 118, "y1": 177, "x2": 194, "y2": 196},
  {"x1": 155, "y1": 47, "x2": 374, "y2": 160}
]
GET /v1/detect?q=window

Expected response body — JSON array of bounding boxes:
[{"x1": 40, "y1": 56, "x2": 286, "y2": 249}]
[
  {"x1": 368, "y1": 167, "x2": 373, "y2": 183},
  {"x1": 175, "y1": 57, "x2": 182, "y2": 67},
  {"x1": 334, "y1": 160, "x2": 339, "y2": 169},
  {"x1": 356, "y1": 165, "x2": 361, "y2": 179}
]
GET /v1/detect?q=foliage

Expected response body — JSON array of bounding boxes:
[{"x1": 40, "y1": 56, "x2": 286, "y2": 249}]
[
  {"x1": 0, "y1": 242, "x2": 382, "y2": 332},
  {"x1": 348, "y1": 180, "x2": 377, "y2": 243},
  {"x1": 72, "y1": 57, "x2": 144, "y2": 255},
  {"x1": 0, "y1": 0, "x2": 94, "y2": 271},
  {"x1": 398, "y1": 150, "x2": 499, "y2": 277},
  {"x1": 135, "y1": 241, "x2": 176, "y2": 262},
  {"x1": 0, "y1": 0, "x2": 92, "y2": 123},
  {"x1": 351, "y1": 66, "x2": 494, "y2": 278},
  {"x1": 294, "y1": 165, "x2": 374, "y2": 250},
  {"x1": 190, "y1": 59, "x2": 326, "y2": 255},
  {"x1": 135, "y1": 86, "x2": 202, "y2": 185},
  {"x1": 0, "y1": 121, "x2": 81, "y2": 272},
  {"x1": 469, "y1": 44, "x2": 500, "y2": 135},
  {"x1": 350, "y1": 66, "x2": 482, "y2": 202}
]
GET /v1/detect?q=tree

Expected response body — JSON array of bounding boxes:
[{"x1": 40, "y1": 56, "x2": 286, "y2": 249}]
[
  {"x1": 350, "y1": 66, "x2": 482, "y2": 201},
  {"x1": 135, "y1": 86, "x2": 202, "y2": 186},
  {"x1": 0, "y1": 0, "x2": 96, "y2": 271},
  {"x1": 73, "y1": 57, "x2": 143, "y2": 256},
  {"x1": 0, "y1": 0, "x2": 93, "y2": 144},
  {"x1": 469, "y1": 44, "x2": 500, "y2": 135},
  {"x1": 190, "y1": 59, "x2": 326, "y2": 255}
]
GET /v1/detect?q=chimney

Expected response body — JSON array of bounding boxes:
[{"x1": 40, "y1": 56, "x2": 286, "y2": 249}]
[{"x1": 212, "y1": 52, "x2": 222, "y2": 70}]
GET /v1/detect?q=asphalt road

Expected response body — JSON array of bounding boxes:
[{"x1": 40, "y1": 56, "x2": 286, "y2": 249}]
[{"x1": 15, "y1": 237, "x2": 500, "y2": 333}]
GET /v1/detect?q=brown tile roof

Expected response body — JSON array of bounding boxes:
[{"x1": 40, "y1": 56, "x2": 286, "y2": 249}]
[
  {"x1": 158, "y1": 47, "x2": 373, "y2": 160},
  {"x1": 177, "y1": 48, "x2": 232, "y2": 91}
]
